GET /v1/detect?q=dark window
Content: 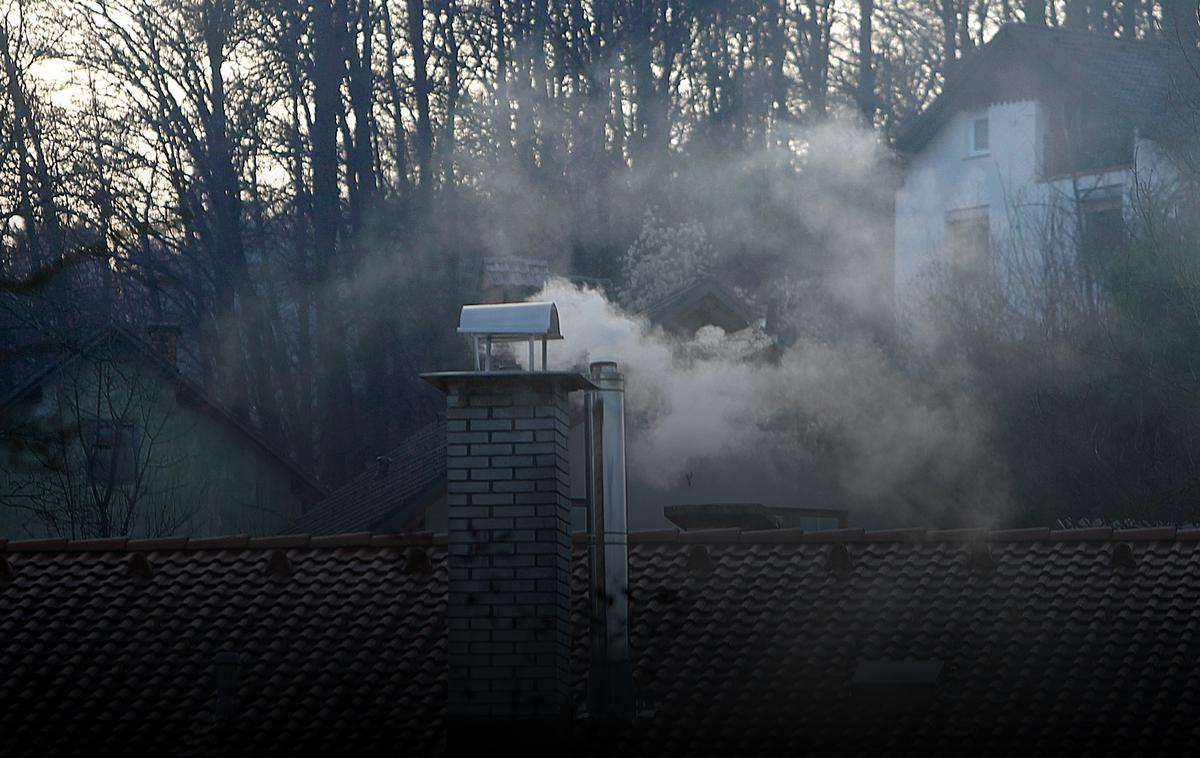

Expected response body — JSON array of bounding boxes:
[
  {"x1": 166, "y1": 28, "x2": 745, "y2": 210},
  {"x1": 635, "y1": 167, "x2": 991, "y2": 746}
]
[
  {"x1": 85, "y1": 420, "x2": 138, "y2": 485},
  {"x1": 1080, "y1": 196, "x2": 1125, "y2": 260},
  {"x1": 972, "y1": 117, "x2": 989, "y2": 153},
  {"x1": 1043, "y1": 103, "x2": 1133, "y2": 178},
  {"x1": 946, "y1": 208, "x2": 990, "y2": 273}
]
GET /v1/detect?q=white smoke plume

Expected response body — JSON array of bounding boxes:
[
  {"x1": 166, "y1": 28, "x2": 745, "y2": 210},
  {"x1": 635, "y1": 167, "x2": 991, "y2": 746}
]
[{"x1": 533, "y1": 278, "x2": 1010, "y2": 530}]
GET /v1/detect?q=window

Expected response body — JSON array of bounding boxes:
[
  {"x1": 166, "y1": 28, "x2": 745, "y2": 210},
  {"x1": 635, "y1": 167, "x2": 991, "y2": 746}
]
[
  {"x1": 85, "y1": 420, "x2": 138, "y2": 485},
  {"x1": 1043, "y1": 103, "x2": 1133, "y2": 178},
  {"x1": 969, "y1": 115, "x2": 989, "y2": 155},
  {"x1": 945, "y1": 206, "x2": 991, "y2": 273},
  {"x1": 1080, "y1": 194, "x2": 1125, "y2": 261}
]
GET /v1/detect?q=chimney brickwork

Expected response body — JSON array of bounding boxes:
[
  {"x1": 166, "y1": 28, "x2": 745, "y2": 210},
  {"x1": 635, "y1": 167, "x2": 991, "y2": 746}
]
[{"x1": 442, "y1": 376, "x2": 574, "y2": 720}]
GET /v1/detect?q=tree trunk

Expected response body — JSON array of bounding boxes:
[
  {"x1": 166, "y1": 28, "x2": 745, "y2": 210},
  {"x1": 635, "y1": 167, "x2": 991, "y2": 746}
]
[
  {"x1": 1024, "y1": 0, "x2": 1046, "y2": 25},
  {"x1": 311, "y1": 0, "x2": 357, "y2": 485},
  {"x1": 857, "y1": 0, "x2": 875, "y2": 124},
  {"x1": 407, "y1": 0, "x2": 434, "y2": 194}
]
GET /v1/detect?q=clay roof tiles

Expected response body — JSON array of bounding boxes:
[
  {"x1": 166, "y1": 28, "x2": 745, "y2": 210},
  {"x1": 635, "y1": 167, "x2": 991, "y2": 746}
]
[{"x1": 3, "y1": 528, "x2": 1200, "y2": 755}]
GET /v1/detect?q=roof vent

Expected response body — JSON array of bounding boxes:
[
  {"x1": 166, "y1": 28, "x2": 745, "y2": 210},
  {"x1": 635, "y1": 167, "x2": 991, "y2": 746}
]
[
  {"x1": 375, "y1": 455, "x2": 393, "y2": 479},
  {"x1": 1111, "y1": 543, "x2": 1137, "y2": 574},
  {"x1": 265, "y1": 550, "x2": 292, "y2": 579},
  {"x1": 827, "y1": 543, "x2": 853, "y2": 576},
  {"x1": 686, "y1": 545, "x2": 714, "y2": 576},
  {"x1": 0, "y1": 556, "x2": 12, "y2": 585},
  {"x1": 127, "y1": 553, "x2": 154, "y2": 580},
  {"x1": 404, "y1": 546, "x2": 433, "y2": 575},
  {"x1": 457, "y1": 301, "x2": 562, "y2": 371}
]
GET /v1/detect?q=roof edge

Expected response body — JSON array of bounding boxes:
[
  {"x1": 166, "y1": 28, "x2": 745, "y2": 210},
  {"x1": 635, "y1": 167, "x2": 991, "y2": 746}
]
[{"x1": 5, "y1": 526, "x2": 1199, "y2": 553}]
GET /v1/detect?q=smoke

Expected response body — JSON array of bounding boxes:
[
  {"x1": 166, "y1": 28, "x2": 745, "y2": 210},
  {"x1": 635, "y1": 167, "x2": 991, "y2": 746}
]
[
  {"x1": 534, "y1": 279, "x2": 1009, "y2": 529},
  {"x1": 502, "y1": 117, "x2": 1013, "y2": 529},
  {"x1": 340, "y1": 106, "x2": 1012, "y2": 528}
]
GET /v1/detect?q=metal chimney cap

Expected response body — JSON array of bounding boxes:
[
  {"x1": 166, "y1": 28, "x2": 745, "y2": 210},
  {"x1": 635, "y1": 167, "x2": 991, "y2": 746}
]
[{"x1": 457, "y1": 301, "x2": 562, "y2": 341}]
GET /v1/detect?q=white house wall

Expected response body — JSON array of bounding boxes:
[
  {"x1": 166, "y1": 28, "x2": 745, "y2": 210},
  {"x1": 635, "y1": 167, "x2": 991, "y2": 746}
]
[{"x1": 893, "y1": 99, "x2": 1172, "y2": 315}]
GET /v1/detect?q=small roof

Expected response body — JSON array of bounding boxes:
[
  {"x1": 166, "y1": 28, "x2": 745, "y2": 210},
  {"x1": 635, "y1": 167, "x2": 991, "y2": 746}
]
[
  {"x1": 457, "y1": 301, "x2": 562, "y2": 340},
  {"x1": 895, "y1": 24, "x2": 1189, "y2": 155}
]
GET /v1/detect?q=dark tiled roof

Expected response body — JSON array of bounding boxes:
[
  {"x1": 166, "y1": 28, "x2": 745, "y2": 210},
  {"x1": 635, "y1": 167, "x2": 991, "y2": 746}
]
[
  {"x1": 4, "y1": 527, "x2": 1200, "y2": 755},
  {"x1": 897, "y1": 24, "x2": 1191, "y2": 154},
  {"x1": 640, "y1": 276, "x2": 758, "y2": 334},
  {"x1": 286, "y1": 420, "x2": 446, "y2": 535}
]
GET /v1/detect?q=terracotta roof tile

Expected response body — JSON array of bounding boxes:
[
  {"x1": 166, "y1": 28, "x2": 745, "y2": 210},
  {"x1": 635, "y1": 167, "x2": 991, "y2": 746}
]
[
  {"x1": 739, "y1": 527, "x2": 806, "y2": 543},
  {"x1": 5, "y1": 537, "x2": 67, "y2": 552},
  {"x1": 800, "y1": 527, "x2": 864, "y2": 542},
  {"x1": 863, "y1": 527, "x2": 927, "y2": 542},
  {"x1": 309, "y1": 532, "x2": 373, "y2": 548},
  {"x1": 185, "y1": 535, "x2": 250, "y2": 550},
  {"x1": 65, "y1": 537, "x2": 129, "y2": 552},
  {"x1": 127, "y1": 536, "x2": 189, "y2": 551},
  {"x1": 987, "y1": 526, "x2": 1050, "y2": 541},
  {"x1": 246, "y1": 534, "x2": 312, "y2": 549},
  {"x1": 627, "y1": 529, "x2": 679, "y2": 543},
  {"x1": 676, "y1": 527, "x2": 741, "y2": 544},
  {"x1": 4, "y1": 530, "x2": 1200, "y2": 754}
]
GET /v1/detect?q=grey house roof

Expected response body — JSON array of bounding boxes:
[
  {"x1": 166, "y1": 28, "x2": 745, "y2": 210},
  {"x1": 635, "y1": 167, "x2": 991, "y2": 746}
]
[
  {"x1": 0, "y1": 324, "x2": 326, "y2": 505},
  {"x1": 639, "y1": 277, "x2": 758, "y2": 335},
  {"x1": 896, "y1": 24, "x2": 1192, "y2": 155},
  {"x1": 285, "y1": 419, "x2": 446, "y2": 535}
]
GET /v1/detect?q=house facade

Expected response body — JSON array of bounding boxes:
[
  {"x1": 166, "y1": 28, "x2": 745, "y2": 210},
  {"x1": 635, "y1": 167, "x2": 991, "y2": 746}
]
[
  {"x1": 0, "y1": 326, "x2": 324, "y2": 539},
  {"x1": 893, "y1": 24, "x2": 1188, "y2": 312}
]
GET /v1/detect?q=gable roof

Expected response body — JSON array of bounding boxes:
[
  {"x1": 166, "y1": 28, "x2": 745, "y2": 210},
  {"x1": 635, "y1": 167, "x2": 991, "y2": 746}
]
[
  {"x1": 4, "y1": 526, "x2": 1200, "y2": 754},
  {"x1": 640, "y1": 277, "x2": 758, "y2": 335},
  {"x1": 0, "y1": 324, "x2": 325, "y2": 504},
  {"x1": 896, "y1": 24, "x2": 1191, "y2": 155},
  {"x1": 285, "y1": 419, "x2": 446, "y2": 535}
]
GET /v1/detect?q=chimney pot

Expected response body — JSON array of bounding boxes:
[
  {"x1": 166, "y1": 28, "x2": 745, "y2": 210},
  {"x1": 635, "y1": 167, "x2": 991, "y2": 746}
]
[
  {"x1": 584, "y1": 360, "x2": 635, "y2": 721},
  {"x1": 145, "y1": 323, "x2": 182, "y2": 370}
]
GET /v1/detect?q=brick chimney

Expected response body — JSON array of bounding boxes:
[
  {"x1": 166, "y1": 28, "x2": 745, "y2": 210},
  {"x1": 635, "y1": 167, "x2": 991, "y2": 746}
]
[
  {"x1": 145, "y1": 323, "x2": 182, "y2": 370},
  {"x1": 423, "y1": 370, "x2": 593, "y2": 738}
]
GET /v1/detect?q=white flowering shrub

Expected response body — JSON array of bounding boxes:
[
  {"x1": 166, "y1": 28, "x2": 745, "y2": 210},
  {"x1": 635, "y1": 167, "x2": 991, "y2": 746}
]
[{"x1": 617, "y1": 212, "x2": 717, "y2": 313}]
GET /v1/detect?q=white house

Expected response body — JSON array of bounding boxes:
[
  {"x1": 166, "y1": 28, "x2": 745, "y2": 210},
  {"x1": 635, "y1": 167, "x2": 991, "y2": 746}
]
[{"x1": 893, "y1": 24, "x2": 1191, "y2": 312}]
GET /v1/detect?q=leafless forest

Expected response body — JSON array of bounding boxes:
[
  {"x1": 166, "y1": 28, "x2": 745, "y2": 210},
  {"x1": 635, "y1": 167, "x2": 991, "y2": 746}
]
[{"x1": 3, "y1": 0, "x2": 1200, "y2": 527}]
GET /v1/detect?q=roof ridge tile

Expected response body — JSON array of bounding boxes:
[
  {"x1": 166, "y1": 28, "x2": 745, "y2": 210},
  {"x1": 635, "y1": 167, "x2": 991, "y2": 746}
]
[
  {"x1": 677, "y1": 528, "x2": 741, "y2": 544},
  {"x1": 5, "y1": 537, "x2": 68, "y2": 552},
  {"x1": 987, "y1": 527, "x2": 1050, "y2": 542},
  {"x1": 127, "y1": 536, "x2": 189, "y2": 551},
  {"x1": 370, "y1": 532, "x2": 434, "y2": 547},
  {"x1": 67, "y1": 537, "x2": 129, "y2": 552},
  {"x1": 1113, "y1": 527, "x2": 1177, "y2": 541},
  {"x1": 628, "y1": 529, "x2": 679, "y2": 543},
  {"x1": 1049, "y1": 528, "x2": 1114, "y2": 541},
  {"x1": 247, "y1": 535, "x2": 312, "y2": 549},
  {"x1": 739, "y1": 527, "x2": 806, "y2": 543},
  {"x1": 927, "y1": 528, "x2": 988, "y2": 542},
  {"x1": 801, "y1": 528, "x2": 865, "y2": 543},
  {"x1": 863, "y1": 528, "x2": 927, "y2": 543},
  {"x1": 186, "y1": 535, "x2": 250, "y2": 550},
  {"x1": 309, "y1": 532, "x2": 373, "y2": 548}
]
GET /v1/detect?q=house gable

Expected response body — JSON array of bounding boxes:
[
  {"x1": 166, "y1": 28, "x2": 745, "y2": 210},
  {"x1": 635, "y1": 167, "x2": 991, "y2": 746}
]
[{"x1": 0, "y1": 327, "x2": 324, "y2": 538}]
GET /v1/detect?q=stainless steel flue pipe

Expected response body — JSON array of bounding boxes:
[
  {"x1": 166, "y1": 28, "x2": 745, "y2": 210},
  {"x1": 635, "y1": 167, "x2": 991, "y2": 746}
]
[{"x1": 584, "y1": 361, "x2": 635, "y2": 720}]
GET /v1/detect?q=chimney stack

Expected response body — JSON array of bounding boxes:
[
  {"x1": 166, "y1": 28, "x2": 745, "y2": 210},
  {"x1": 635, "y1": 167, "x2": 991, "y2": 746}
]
[
  {"x1": 423, "y1": 302, "x2": 592, "y2": 742},
  {"x1": 584, "y1": 361, "x2": 635, "y2": 720},
  {"x1": 145, "y1": 323, "x2": 181, "y2": 370}
]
